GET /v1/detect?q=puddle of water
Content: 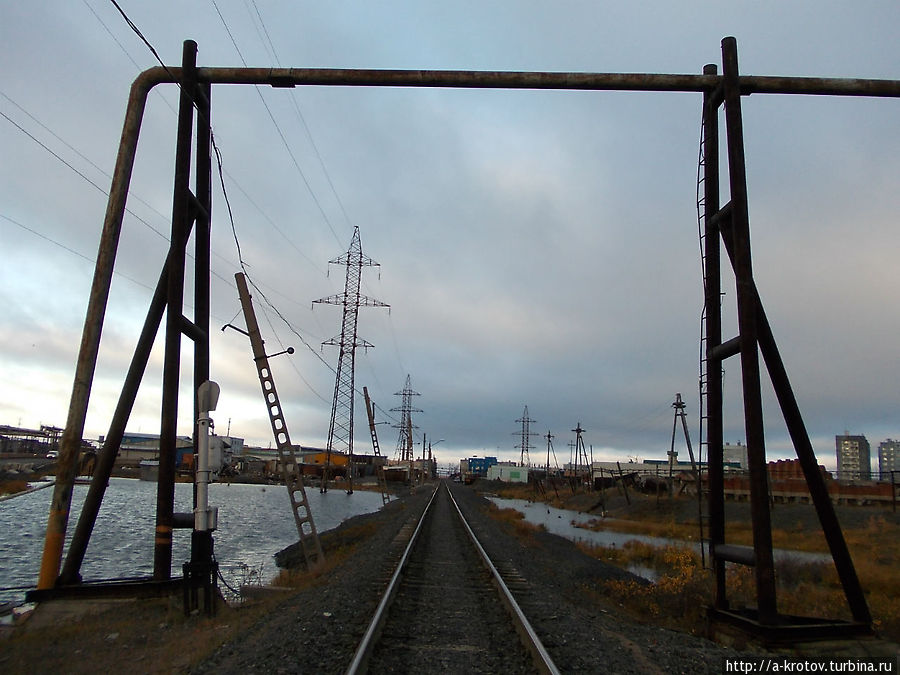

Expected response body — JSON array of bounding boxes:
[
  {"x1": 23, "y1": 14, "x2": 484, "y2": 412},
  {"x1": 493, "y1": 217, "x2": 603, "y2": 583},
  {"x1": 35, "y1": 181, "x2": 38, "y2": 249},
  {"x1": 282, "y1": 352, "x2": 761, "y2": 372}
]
[{"x1": 489, "y1": 497, "x2": 830, "y2": 573}]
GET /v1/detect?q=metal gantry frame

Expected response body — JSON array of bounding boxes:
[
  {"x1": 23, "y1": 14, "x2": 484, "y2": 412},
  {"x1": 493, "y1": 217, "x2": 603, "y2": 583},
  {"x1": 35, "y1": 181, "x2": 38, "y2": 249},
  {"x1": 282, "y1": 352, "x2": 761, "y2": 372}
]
[
  {"x1": 40, "y1": 41, "x2": 213, "y2": 589},
  {"x1": 37, "y1": 37, "x2": 897, "y2": 636}
]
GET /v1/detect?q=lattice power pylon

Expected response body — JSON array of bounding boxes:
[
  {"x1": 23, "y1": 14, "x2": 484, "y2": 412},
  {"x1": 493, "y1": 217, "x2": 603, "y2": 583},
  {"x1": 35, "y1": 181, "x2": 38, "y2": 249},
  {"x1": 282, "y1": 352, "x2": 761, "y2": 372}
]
[
  {"x1": 314, "y1": 226, "x2": 388, "y2": 493},
  {"x1": 392, "y1": 375, "x2": 421, "y2": 463},
  {"x1": 514, "y1": 406, "x2": 537, "y2": 467}
]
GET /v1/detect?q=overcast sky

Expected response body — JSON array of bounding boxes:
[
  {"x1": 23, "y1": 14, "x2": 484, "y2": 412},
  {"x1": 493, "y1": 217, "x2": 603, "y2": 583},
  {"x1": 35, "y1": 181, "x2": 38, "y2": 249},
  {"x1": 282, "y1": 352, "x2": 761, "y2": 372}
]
[{"x1": 1, "y1": 2, "x2": 898, "y2": 470}]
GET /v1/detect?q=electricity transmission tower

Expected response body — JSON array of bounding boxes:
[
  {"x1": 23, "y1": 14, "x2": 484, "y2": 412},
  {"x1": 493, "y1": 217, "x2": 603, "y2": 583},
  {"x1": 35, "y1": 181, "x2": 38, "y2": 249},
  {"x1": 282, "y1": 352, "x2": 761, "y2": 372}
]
[
  {"x1": 313, "y1": 226, "x2": 388, "y2": 493},
  {"x1": 392, "y1": 375, "x2": 421, "y2": 463},
  {"x1": 514, "y1": 406, "x2": 537, "y2": 467}
]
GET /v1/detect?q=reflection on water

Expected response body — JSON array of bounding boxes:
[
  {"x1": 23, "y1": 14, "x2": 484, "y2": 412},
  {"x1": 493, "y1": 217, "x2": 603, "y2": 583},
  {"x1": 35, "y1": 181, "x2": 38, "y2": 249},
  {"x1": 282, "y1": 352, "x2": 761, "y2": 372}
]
[
  {"x1": 490, "y1": 497, "x2": 687, "y2": 548},
  {"x1": 0, "y1": 478, "x2": 385, "y2": 603},
  {"x1": 489, "y1": 497, "x2": 829, "y2": 580}
]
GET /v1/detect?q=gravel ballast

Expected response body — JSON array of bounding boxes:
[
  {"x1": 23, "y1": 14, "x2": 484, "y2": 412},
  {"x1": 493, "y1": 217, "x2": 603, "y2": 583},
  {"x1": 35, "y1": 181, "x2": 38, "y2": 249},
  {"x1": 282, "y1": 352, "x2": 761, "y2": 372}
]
[{"x1": 195, "y1": 481, "x2": 757, "y2": 674}]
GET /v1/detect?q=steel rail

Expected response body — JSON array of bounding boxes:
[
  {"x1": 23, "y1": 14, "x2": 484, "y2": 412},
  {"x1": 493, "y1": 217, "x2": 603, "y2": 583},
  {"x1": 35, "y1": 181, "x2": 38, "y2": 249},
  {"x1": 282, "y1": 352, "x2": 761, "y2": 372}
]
[
  {"x1": 345, "y1": 485, "x2": 440, "y2": 675},
  {"x1": 345, "y1": 482, "x2": 561, "y2": 675},
  {"x1": 446, "y1": 486, "x2": 561, "y2": 675}
]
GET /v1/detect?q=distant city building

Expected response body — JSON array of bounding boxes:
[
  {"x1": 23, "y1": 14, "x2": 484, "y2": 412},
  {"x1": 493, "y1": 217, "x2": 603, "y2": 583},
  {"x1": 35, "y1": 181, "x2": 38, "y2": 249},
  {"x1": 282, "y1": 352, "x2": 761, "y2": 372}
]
[
  {"x1": 723, "y1": 442, "x2": 749, "y2": 470},
  {"x1": 836, "y1": 434, "x2": 871, "y2": 480},
  {"x1": 878, "y1": 439, "x2": 900, "y2": 478},
  {"x1": 460, "y1": 456, "x2": 497, "y2": 478},
  {"x1": 486, "y1": 464, "x2": 528, "y2": 483},
  {"x1": 0, "y1": 424, "x2": 64, "y2": 455}
]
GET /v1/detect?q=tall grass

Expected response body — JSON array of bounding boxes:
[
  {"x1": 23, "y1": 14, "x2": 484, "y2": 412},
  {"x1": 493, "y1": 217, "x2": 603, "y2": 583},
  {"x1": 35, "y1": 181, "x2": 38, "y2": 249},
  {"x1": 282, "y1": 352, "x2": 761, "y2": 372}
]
[
  {"x1": 577, "y1": 533, "x2": 900, "y2": 642},
  {"x1": 486, "y1": 503, "x2": 547, "y2": 539},
  {"x1": 0, "y1": 479, "x2": 29, "y2": 496}
]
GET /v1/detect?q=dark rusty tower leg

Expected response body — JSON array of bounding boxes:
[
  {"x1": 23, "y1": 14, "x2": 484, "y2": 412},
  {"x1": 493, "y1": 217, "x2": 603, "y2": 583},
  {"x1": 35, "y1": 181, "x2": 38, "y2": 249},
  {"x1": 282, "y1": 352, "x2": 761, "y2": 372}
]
[
  {"x1": 704, "y1": 37, "x2": 871, "y2": 633},
  {"x1": 155, "y1": 40, "x2": 211, "y2": 580}
]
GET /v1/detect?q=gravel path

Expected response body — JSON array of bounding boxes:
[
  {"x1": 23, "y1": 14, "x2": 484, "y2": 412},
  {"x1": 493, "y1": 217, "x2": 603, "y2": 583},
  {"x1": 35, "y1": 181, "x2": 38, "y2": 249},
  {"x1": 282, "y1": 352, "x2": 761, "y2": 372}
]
[{"x1": 194, "y1": 481, "x2": 754, "y2": 674}]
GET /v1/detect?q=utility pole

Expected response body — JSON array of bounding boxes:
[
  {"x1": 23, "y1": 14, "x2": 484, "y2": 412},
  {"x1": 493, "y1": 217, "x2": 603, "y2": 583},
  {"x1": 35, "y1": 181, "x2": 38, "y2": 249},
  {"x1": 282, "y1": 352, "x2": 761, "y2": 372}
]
[
  {"x1": 572, "y1": 423, "x2": 591, "y2": 490},
  {"x1": 313, "y1": 226, "x2": 388, "y2": 493},
  {"x1": 544, "y1": 430, "x2": 560, "y2": 498},
  {"x1": 545, "y1": 430, "x2": 555, "y2": 477},
  {"x1": 363, "y1": 386, "x2": 391, "y2": 506},
  {"x1": 671, "y1": 392, "x2": 705, "y2": 564},
  {"x1": 514, "y1": 406, "x2": 537, "y2": 467},
  {"x1": 232, "y1": 272, "x2": 323, "y2": 569}
]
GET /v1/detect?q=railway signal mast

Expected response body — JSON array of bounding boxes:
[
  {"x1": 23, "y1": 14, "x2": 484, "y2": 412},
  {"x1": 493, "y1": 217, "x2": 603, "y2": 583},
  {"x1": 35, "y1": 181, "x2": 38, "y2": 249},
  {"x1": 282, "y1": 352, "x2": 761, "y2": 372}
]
[{"x1": 314, "y1": 227, "x2": 388, "y2": 493}]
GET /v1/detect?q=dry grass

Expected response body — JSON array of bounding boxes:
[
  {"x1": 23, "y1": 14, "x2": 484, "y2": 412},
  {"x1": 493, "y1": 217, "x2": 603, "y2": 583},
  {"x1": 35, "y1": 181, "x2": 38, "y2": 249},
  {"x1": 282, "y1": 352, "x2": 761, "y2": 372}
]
[
  {"x1": 271, "y1": 521, "x2": 379, "y2": 589},
  {"x1": 4, "y1": 592, "x2": 288, "y2": 673},
  {"x1": 486, "y1": 502, "x2": 547, "y2": 539},
  {"x1": 576, "y1": 522, "x2": 900, "y2": 643},
  {"x1": 484, "y1": 482, "x2": 900, "y2": 642},
  {"x1": 0, "y1": 479, "x2": 29, "y2": 496}
]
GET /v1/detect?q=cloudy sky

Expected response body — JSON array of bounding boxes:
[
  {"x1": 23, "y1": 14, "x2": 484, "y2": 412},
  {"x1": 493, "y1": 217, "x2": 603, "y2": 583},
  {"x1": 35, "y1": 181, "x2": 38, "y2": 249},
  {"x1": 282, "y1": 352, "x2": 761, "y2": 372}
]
[{"x1": 1, "y1": 2, "x2": 897, "y2": 470}]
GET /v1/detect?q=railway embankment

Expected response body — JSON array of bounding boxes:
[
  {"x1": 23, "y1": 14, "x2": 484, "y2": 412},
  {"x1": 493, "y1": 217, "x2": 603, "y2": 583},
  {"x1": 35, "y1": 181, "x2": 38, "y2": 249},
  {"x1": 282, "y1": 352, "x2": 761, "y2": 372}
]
[{"x1": 2, "y1": 481, "x2": 897, "y2": 673}]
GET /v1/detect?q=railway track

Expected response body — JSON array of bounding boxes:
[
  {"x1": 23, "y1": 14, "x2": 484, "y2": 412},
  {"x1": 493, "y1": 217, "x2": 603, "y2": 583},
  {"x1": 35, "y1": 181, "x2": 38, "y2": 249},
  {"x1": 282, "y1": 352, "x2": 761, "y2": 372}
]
[{"x1": 347, "y1": 481, "x2": 560, "y2": 674}]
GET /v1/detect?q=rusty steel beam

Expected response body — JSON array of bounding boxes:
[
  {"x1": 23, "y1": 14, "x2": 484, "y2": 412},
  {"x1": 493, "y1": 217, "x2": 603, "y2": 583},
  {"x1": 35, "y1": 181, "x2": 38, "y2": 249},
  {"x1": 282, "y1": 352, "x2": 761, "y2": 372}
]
[
  {"x1": 701, "y1": 62, "x2": 728, "y2": 611},
  {"x1": 34, "y1": 60, "x2": 169, "y2": 594},
  {"x1": 125, "y1": 65, "x2": 900, "y2": 98},
  {"x1": 721, "y1": 36, "x2": 779, "y2": 624}
]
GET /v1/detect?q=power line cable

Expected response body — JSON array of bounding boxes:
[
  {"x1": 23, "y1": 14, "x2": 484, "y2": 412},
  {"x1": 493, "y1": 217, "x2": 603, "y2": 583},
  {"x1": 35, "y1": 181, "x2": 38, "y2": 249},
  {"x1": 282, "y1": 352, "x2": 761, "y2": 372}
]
[
  {"x1": 0, "y1": 108, "x2": 169, "y2": 244},
  {"x1": 107, "y1": 0, "x2": 402, "y2": 431},
  {"x1": 2, "y1": 103, "x2": 238, "y2": 295},
  {"x1": 0, "y1": 211, "x2": 228, "y2": 327},
  {"x1": 82, "y1": 0, "x2": 142, "y2": 71},
  {"x1": 210, "y1": 0, "x2": 345, "y2": 249},
  {"x1": 247, "y1": 0, "x2": 356, "y2": 232},
  {"x1": 257, "y1": 300, "x2": 330, "y2": 404},
  {"x1": 0, "y1": 90, "x2": 235, "y2": 276},
  {"x1": 241, "y1": 270, "x2": 403, "y2": 429}
]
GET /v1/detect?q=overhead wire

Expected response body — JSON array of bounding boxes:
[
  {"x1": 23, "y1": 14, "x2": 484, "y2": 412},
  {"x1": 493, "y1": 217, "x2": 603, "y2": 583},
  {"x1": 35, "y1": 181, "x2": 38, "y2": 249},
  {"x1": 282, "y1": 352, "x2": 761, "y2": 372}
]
[
  {"x1": 1, "y1": 213, "x2": 151, "y2": 292},
  {"x1": 216, "y1": 0, "x2": 408, "y2": 411},
  {"x1": 1, "y1": 91, "x2": 238, "y2": 283},
  {"x1": 210, "y1": 0, "x2": 346, "y2": 249},
  {"x1": 0, "y1": 211, "x2": 230, "y2": 325},
  {"x1": 215, "y1": 1, "x2": 407, "y2": 432},
  {"x1": 108, "y1": 0, "x2": 407, "y2": 438},
  {"x1": 257, "y1": 301, "x2": 330, "y2": 404},
  {"x1": 0, "y1": 107, "x2": 167, "y2": 243},
  {"x1": 246, "y1": 0, "x2": 356, "y2": 232}
]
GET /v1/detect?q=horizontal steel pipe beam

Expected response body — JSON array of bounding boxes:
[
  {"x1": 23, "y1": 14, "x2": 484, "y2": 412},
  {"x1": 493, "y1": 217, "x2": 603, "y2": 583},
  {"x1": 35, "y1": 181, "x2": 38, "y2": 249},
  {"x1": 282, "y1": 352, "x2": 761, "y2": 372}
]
[{"x1": 138, "y1": 65, "x2": 900, "y2": 98}]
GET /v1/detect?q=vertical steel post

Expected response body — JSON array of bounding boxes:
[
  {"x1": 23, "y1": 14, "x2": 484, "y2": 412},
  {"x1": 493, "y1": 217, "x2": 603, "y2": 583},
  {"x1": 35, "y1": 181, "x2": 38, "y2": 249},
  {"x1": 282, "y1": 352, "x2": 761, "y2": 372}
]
[
  {"x1": 192, "y1": 79, "x2": 212, "y2": 517},
  {"x1": 721, "y1": 36, "x2": 777, "y2": 623},
  {"x1": 193, "y1": 79, "x2": 211, "y2": 451},
  {"x1": 702, "y1": 62, "x2": 729, "y2": 610},
  {"x1": 155, "y1": 41, "x2": 198, "y2": 580}
]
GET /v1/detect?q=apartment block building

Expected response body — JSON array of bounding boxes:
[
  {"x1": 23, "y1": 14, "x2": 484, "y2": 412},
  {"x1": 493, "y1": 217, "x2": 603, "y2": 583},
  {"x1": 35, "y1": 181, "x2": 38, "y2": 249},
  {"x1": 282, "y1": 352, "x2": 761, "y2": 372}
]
[{"x1": 835, "y1": 434, "x2": 871, "y2": 480}]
